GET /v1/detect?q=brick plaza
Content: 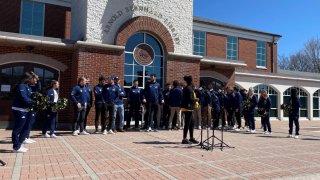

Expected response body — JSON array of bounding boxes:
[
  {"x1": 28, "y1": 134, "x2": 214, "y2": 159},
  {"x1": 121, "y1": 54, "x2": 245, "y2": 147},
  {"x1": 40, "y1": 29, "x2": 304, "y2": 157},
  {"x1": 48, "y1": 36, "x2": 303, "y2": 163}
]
[{"x1": 1, "y1": 120, "x2": 320, "y2": 180}]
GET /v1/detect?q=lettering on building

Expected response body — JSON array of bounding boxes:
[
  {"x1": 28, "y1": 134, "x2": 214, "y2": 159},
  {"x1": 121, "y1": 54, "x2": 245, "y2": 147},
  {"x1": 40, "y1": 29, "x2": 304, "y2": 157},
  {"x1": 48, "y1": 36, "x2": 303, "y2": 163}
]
[{"x1": 103, "y1": 4, "x2": 180, "y2": 45}]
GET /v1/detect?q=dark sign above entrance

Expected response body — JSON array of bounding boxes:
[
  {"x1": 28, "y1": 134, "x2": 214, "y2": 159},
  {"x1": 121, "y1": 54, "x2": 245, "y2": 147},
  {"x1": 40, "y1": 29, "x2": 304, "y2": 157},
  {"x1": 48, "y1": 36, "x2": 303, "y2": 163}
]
[{"x1": 134, "y1": 44, "x2": 154, "y2": 66}]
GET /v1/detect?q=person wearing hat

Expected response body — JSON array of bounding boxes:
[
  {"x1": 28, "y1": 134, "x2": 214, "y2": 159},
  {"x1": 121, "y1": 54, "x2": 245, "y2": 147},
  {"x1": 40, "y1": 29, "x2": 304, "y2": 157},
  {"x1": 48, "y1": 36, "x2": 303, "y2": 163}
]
[
  {"x1": 70, "y1": 76, "x2": 89, "y2": 136},
  {"x1": 233, "y1": 86, "x2": 243, "y2": 131},
  {"x1": 180, "y1": 75, "x2": 199, "y2": 144},
  {"x1": 114, "y1": 76, "x2": 126, "y2": 132},
  {"x1": 143, "y1": 73, "x2": 164, "y2": 132},
  {"x1": 102, "y1": 76, "x2": 119, "y2": 134},
  {"x1": 288, "y1": 88, "x2": 301, "y2": 139},
  {"x1": 83, "y1": 77, "x2": 93, "y2": 133},
  {"x1": 11, "y1": 72, "x2": 36, "y2": 153},
  {"x1": 94, "y1": 75, "x2": 106, "y2": 133}
]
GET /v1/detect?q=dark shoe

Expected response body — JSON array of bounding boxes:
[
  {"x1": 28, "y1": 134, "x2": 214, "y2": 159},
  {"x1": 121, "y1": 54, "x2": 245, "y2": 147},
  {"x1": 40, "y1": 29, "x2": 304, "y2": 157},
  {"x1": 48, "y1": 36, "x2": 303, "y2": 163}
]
[
  {"x1": 182, "y1": 139, "x2": 190, "y2": 144},
  {"x1": 189, "y1": 138, "x2": 199, "y2": 144},
  {"x1": 112, "y1": 129, "x2": 117, "y2": 133},
  {"x1": 118, "y1": 129, "x2": 125, "y2": 132}
]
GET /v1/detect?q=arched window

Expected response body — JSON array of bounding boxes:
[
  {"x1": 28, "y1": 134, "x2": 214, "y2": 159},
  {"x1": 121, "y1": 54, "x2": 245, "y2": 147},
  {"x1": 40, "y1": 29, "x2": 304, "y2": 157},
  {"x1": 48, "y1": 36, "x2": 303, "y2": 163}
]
[
  {"x1": 254, "y1": 85, "x2": 278, "y2": 117},
  {"x1": 200, "y1": 77, "x2": 224, "y2": 91},
  {"x1": 283, "y1": 87, "x2": 308, "y2": 117},
  {"x1": 124, "y1": 32, "x2": 164, "y2": 88},
  {"x1": 313, "y1": 90, "x2": 320, "y2": 118}
]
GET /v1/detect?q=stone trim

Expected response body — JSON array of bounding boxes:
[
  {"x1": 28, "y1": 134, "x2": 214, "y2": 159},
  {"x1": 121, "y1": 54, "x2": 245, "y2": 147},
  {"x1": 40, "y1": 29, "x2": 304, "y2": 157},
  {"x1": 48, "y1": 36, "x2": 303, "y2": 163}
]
[{"x1": 115, "y1": 16, "x2": 174, "y2": 53}]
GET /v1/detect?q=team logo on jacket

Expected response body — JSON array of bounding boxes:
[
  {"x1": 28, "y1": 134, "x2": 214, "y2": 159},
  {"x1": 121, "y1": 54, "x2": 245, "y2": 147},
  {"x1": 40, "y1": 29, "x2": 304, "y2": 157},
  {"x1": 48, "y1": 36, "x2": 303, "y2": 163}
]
[{"x1": 134, "y1": 43, "x2": 154, "y2": 66}]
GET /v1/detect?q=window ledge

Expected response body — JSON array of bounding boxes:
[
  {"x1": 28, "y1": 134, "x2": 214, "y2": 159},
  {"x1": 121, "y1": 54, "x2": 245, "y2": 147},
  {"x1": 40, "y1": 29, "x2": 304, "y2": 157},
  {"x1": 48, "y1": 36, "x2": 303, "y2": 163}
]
[{"x1": 256, "y1": 66, "x2": 267, "y2": 70}]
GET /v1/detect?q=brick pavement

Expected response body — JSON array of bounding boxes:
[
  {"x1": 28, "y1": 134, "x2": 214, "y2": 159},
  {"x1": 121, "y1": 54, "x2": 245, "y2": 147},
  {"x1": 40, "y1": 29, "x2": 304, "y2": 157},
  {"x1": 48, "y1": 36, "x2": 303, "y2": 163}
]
[{"x1": 1, "y1": 121, "x2": 320, "y2": 179}]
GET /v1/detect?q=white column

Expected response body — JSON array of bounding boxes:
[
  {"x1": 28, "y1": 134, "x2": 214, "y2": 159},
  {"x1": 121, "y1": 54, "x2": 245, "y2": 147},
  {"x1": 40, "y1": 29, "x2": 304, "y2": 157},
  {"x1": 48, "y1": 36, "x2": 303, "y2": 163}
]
[
  {"x1": 279, "y1": 93, "x2": 284, "y2": 121},
  {"x1": 308, "y1": 93, "x2": 313, "y2": 121}
]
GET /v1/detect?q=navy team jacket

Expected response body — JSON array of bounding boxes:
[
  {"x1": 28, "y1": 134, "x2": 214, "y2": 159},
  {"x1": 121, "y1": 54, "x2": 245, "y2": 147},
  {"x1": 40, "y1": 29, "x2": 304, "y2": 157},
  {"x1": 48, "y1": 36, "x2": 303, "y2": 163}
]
[
  {"x1": 12, "y1": 84, "x2": 35, "y2": 109},
  {"x1": 144, "y1": 81, "x2": 163, "y2": 104},
  {"x1": 70, "y1": 84, "x2": 87, "y2": 106}
]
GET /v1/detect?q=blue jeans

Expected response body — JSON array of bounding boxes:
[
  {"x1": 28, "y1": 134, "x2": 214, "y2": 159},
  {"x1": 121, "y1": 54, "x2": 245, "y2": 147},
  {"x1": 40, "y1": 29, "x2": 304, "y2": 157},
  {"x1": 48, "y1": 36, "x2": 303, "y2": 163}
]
[
  {"x1": 42, "y1": 111, "x2": 57, "y2": 135},
  {"x1": 12, "y1": 110, "x2": 29, "y2": 150},
  {"x1": 26, "y1": 112, "x2": 37, "y2": 138},
  {"x1": 114, "y1": 104, "x2": 124, "y2": 129}
]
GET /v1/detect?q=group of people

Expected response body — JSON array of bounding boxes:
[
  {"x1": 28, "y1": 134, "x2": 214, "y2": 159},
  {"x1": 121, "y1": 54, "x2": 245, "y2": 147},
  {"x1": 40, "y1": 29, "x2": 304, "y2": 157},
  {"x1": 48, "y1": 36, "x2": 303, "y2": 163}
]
[
  {"x1": 11, "y1": 71, "x2": 302, "y2": 152},
  {"x1": 11, "y1": 72, "x2": 60, "y2": 153}
]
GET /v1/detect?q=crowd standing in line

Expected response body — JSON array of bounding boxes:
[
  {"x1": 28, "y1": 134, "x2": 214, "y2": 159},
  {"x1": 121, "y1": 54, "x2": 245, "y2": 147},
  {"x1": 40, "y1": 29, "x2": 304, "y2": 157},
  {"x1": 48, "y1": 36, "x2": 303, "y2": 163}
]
[{"x1": 11, "y1": 72, "x2": 301, "y2": 153}]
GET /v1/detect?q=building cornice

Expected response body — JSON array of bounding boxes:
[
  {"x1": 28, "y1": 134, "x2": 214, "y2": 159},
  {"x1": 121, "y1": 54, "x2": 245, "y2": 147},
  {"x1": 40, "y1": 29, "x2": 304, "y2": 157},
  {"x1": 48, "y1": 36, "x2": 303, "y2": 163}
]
[
  {"x1": 201, "y1": 57, "x2": 247, "y2": 67},
  {"x1": 75, "y1": 41, "x2": 125, "y2": 51},
  {"x1": 167, "y1": 52, "x2": 202, "y2": 60},
  {"x1": 235, "y1": 71, "x2": 320, "y2": 82}
]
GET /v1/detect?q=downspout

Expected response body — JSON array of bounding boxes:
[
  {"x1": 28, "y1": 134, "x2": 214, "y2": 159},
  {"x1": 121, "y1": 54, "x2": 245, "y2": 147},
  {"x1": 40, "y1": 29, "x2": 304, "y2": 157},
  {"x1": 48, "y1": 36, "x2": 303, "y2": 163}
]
[{"x1": 271, "y1": 36, "x2": 275, "y2": 73}]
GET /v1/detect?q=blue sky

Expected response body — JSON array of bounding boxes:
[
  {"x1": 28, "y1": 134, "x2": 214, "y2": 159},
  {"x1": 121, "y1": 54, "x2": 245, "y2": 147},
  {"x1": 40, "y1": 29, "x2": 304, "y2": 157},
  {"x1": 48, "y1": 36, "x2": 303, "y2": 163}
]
[{"x1": 193, "y1": 0, "x2": 320, "y2": 57}]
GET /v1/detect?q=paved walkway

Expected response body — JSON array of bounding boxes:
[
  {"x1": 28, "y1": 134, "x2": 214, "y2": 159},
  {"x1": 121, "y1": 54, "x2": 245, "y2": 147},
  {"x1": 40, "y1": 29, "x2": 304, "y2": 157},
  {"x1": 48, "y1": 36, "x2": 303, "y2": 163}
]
[{"x1": 1, "y1": 121, "x2": 320, "y2": 180}]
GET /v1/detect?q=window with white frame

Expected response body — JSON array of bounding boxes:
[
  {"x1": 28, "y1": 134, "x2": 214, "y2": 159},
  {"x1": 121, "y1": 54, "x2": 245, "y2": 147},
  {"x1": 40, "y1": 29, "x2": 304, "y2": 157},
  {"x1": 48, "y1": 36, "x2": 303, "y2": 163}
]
[
  {"x1": 313, "y1": 90, "x2": 320, "y2": 118},
  {"x1": 283, "y1": 87, "x2": 308, "y2": 117},
  {"x1": 254, "y1": 85, "x2": 278, "y2": 117},
  {"x1": 256, "y1": 41, "x2": 266, "y2": 68},
  {"x1": 226, "y1": 36, "x2": 238, "y2": 60},
  {"x1": 20, "y1": 0, "x2": 45, "y2": 36},
  {"x1": 193, "y1": 30, "x2": 206, "y2": 56},
  {"x1": 124, "y1": 32, "x2": 163, "y2": 88}
]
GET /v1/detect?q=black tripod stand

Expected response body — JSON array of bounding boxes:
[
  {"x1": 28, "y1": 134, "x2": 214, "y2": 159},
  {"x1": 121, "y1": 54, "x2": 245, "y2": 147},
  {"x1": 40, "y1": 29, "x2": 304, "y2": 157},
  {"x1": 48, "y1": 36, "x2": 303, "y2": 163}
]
[{"x1": 199, "y1": 109, "x2": 234, "y2": 151}]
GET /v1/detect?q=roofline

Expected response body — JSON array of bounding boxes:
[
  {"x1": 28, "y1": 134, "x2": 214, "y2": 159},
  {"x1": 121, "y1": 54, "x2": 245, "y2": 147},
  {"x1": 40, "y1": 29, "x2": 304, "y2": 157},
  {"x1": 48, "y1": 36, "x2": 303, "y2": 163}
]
[{"x1": 193, "y1": 16, "x2": 282, "y2": 38}]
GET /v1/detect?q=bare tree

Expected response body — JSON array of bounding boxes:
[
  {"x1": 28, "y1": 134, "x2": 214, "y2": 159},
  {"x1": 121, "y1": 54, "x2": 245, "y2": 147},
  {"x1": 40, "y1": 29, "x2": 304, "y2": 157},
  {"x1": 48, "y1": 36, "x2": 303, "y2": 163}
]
[
  {"x1": 304, "y1": 37, "x2": 320, "y2": 73},
  {"x1": 278, "y1": 37, "x2": 320, "y2": 73}
]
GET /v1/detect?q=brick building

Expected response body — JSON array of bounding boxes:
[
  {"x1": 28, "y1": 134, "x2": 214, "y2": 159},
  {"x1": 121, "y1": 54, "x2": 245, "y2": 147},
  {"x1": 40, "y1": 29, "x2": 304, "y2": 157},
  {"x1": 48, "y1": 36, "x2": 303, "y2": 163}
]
[{"x1": 0, "y1": 0, "x2": 319, "y2": 128}]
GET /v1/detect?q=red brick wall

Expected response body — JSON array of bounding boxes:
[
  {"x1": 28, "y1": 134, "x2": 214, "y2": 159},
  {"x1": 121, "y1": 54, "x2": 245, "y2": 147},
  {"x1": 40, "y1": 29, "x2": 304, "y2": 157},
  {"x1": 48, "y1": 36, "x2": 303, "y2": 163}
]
[
  {"x1": 116, "y1": 16, "x2": 174, "y2": 53},
  {"x1": 0, "y1": 0, "x2": 21, "y2": 33},
  {"x1": 44, "y1": 4, "x2": 71, "y2": 39},
  {"x1": 0, "y1": 45, "x2": 73, "y2": 124},
  {"x1": 238, "y1": 38, "x2": 274, "y2": 73},
  {"x1": 166, "y1": 58, "x2": 200, "y2": 87},
  {"x1": 73, "y1": 47, "x2": 124, "y2": 126},
  {"x1": 206, "y1": 33, "x2": 226, "y2": 58}
]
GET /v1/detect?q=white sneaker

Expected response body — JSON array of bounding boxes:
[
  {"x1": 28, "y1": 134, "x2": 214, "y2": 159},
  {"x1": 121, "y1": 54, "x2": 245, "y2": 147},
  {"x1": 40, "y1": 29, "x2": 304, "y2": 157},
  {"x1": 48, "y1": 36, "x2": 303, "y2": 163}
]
[
  {"x1": 107, "y1": 130, "x2": 114, "y2": 134},
  {"x1": 102, "y1": 130, "x2": 107, "y2": 135},
  {"x1": 75, "y1": 130, "x2": 80, "y2": 134},
  {"x1": 235, "y1": 128, "x2": 240, "y2": 131},
  {"x1": 13, "y1": 146, "x2": 28, "y2": 153},
  {"x1": 269, "y1": 132, "x2": 272, "y2": 135},
  {"x1": 41, "y1": 133, "x2": 50, "y2": 138},
  {"x1": 28, "y1": 138, "x2": 36, "y2": 143},
  {"x1": 50, "y1": 134, "x2": 57, "y2": 138},
  {"x1": 287, "y1": 134, "x2": 293, "y2": 138},
  {"x1": 147, "y1": 127, "x2": 152, "y2": 132},
  {"x1": 294, "y1": 135, "x2": 299, "y2": 139},
  {"x1": 72, "y1": 131, "x2": 79, "y2": 136},
  {"x1": 198, "y1": 126, "x2": 201, "y2": 130},
  {"x1": 264, "y1": 131, "x2": 269, "y2": 135},
  {"x1": 80, "y1": 131, "x2": 90, "y2": 135},
  {"x1": 246, "y1": 129, "x2": 251, "y2": 132},
  {"x1": 250, "y1": 130, "x2": 256, "y2": 133},
  {"x1": 23, "y1": 138, "x2": 34, "y2": 144}
]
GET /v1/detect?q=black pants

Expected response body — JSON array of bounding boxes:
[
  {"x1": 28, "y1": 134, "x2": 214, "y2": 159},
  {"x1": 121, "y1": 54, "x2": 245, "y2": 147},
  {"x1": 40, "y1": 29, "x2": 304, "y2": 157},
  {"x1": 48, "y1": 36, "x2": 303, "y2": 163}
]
[
  {"x1": 162, "y1": 104, "x2": 170, "y2": 128},
  {"x1": 212, "y1": 110, "x2": 220, "y2": 128},
  {"x1": 261, "y1": 114, "x2": 271, "y2": 132},
  {"x1": 235, "y1": 110, "x2": 242, "y2": 128},
  {"x1": 183, "y1": 111, "x2": 194, "y2": 139},
  {"x1": 226, "y1": 109, "x2": 235, "y2": 126},
  {"x1": 289, "y1": 116, "x2": 300, "y2": 135},
  {"x1": 105, "y1": 104, "x2": 115, "y2": 131},
  {"x1": 84, "y1": 105, "x2": 91, "y2": 130},
  {"x1": 73, "y1": 107, "x2": 86, "y2": 132},
  {"x1": 95, "y1": 103, "x2": 106, "y2": 131},
  {"x1": 146, "y1": 102, "x2": 161, "y2": 129},
  {"x1": 42, "y1": 111, "x2": 57, "y2": 135},
  {"x1": 127, "y1": 104, "x2": 141, "y2": 128}
]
